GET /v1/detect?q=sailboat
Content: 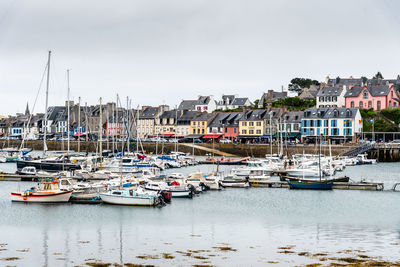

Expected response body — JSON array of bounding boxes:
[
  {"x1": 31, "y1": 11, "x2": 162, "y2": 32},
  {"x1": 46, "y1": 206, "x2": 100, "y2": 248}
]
[{"x1": 286, "y1": 136, "x2": 334, "y2": 190}]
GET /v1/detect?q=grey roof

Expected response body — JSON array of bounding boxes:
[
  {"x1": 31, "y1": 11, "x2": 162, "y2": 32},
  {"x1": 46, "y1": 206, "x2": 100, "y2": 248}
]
[
  {"x1": 222, "y1": 95, "x2": 236, "y2": 103},
  {"x1": 231, "y1": 97, "x2": 250, "y2": 106},
  {"x1": 209, "y1": 112, "x2": 243, "y2": 127},
  {"x1": 240, "y1": 110, "x2": 267, "y2": 121},
  {"x1": 317, "y1": 87, "x2": 343, "y2": 97},
  {"x1": 303, "y1": 108, "x2": 358, "y2": 119},
  {"x1": 177, "y1": 110, "x2": 198, "y2": 122},
  {"x1": 329, "y1": 77, "x2": 400, "y2": 87},
  {"x1": 140, "y1": 107, "x2": 159, "y2": 119},
  {"x1": 47, "y1": 106, "x2": 66, "y2": 121},
  {"x1": 193, "y1": 112, "x2": 216, "y2": 122},
  {"x1": 178, "y1": 100, "x2": 197, "y2": 110},
  {"x1": 281, "y1": 111, "x2": 303, "y2": 123},
  {"x1": 327, "y1": 78, "x2": 363, "y2": 87},
  {"x1": 344, "y1": 85, "x2": 394, "y2": 97},
  {"x1": 197, "y1": 96, "x2": 211, "y2": 105},
  {"x1": 159, "y1": 110, "x2": 178, "y2": 119}
]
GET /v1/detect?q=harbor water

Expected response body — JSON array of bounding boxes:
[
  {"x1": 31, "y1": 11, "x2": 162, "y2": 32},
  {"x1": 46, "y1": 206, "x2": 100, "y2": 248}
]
[{"x1": 1, "y1": 162, "x2": 400, "y2": 266}]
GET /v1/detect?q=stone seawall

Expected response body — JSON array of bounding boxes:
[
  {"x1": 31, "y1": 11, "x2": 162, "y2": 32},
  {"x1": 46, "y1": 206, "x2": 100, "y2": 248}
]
[
  {"x1": 368, "y1": 145, "x2": 400, "y2": 162},
  {"x1": 2, "y1": 140, "x2": 356, "y2": 157}
]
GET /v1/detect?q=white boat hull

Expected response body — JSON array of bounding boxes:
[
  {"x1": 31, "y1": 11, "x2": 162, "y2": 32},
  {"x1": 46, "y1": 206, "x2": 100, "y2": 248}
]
[
  {"x1": 286, "y1": 169, "x2": 321, "y2": 178},
  {"x1": 100, "y1": 193, "x2": 157, "y2": 206},
  {"x1": 221, "y1": 180, "x2": 249, "y2": 188},
  {"x1": 11, "y1": 191, "x2": 72, "y2": 203}
]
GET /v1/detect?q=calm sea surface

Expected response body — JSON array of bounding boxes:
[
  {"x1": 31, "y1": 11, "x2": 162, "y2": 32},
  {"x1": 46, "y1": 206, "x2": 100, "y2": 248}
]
[{"x1": 1, "y1": 161, "x2": 400, "y2": 266}]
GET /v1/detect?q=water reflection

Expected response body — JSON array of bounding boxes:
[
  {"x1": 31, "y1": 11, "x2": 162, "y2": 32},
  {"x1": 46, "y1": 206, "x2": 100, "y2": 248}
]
[{"x1": 42, "y1": 226, "x2": 48, "y2": 267}]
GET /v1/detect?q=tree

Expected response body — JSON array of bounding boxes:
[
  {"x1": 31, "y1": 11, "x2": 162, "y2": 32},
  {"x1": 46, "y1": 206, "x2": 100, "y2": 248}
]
[
  {"x1": 253, "y1": 99, "x2": 259, "y2": 107},
  {"x1": 288, "y1": 78, "x2": 320, "y2": 95},
  {"x1": 373, "y1": 71, "x2": 384, "y2": 79}
]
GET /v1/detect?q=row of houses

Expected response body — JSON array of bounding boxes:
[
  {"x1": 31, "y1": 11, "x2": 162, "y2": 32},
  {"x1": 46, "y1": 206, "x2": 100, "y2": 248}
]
[{"x1": 138, "y1": 106, "x2": 363, "y2": 143}]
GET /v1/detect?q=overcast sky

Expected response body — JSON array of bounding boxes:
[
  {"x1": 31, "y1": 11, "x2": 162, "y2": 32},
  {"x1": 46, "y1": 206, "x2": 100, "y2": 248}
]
[{"x1": 0, "y1": 0, "x2": 399, "y2": 115}]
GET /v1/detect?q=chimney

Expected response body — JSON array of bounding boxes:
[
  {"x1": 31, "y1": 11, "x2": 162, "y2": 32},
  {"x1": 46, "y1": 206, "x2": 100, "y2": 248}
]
[{"x1": 281, "y1": 85, "x2": 284, "y2": 92}]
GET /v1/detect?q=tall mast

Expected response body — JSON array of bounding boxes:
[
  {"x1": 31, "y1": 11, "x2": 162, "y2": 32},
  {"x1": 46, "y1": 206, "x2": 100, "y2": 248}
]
[
  {"x1": 67, "y1": 69, "x2": 70, "y2": 154},
  {"x1": 126, "y1": 96, "x2": 130, "y2": 154},
  {"x1": 43, "y1": 51, "x2": 51, "y2": 156},
  {"x1": 318, "y1": 135, "x2": 322, "y2": 181},
  {"x1": 78, "y1": 96, "x2": 81, "y2": 153},
  {"x1": 99, "y1": 97, "x2": 103, "y2": 163},
  {"x1": 85, "y1": 102, "x2": 88, "y2": 142}
]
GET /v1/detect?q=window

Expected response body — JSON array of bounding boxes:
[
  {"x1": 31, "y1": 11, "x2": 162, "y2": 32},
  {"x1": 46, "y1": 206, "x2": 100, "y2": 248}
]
[
  {"x1": 234, "y1": 128, "x2": 237, "y2": 133},
  {"x1": 377, "y1": 101, "x2": 381, "y2": 110},
  {"x1": 317, "y1": 120, "x2": 321, "y2": 127},
  {"x1": 368, "y1": 101, "x2": 372, "y2": 108},
  {"x1": 202, "y1": 122, "x2": 205, "y2": 126},
  {"x1": 359, "y1": 101, "x2": 363, "y2": 108},
  {"x1": 249, "y1": 122, "x2": 254, "y2": 126},
  {"x1": 351, "y1": 101, "x2": 354, "y2": 108},
  {"x1": 256, "y1": 130, "x2": 261, "y2": 134},
  {"x1": 242, "y1": 122, "x2": 247, "y2": 126},
  {"x1": 324, "y1": 120, "x2": 328, "y2": 127},
  {"x1": 256, "y1": 122, "x2": 261, "y2": 126},
  {"x1": 319, "y1": 97, "x2": 323, "y2": 102},
  {"x1": 363, "y1": 90, "x2": 368, "y2": 99},
  {"x1": 294, "y1": 124, "x2": 299, "y2": 130},
  {"x1": 249, "y1": 130, "x2": 254, "y2": 134},
  {"x1": 202, "y1": 129, "x2": 204, "y2": 134},
  {"x1": 242, "y1": 129, "x2": 247, "y2": 134},
  {"x1": 193, "y1": 122, "x2": 196, "y2": 126},
  {"x1": 197, "y1": 129, "x2": 200, "y2": 134}
]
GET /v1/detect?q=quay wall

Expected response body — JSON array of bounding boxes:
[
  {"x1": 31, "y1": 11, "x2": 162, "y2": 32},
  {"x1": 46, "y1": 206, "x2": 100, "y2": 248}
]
[
  {"x1": 368, "y1": 144, "x2": 400, "y2": 162},
  {"x1": 2, "y1": 140, "x2": 356, "y2": 158}
]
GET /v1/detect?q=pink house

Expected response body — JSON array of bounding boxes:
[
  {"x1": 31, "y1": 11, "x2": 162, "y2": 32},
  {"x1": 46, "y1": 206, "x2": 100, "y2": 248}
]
[{"x1": 344, "y1": 84, "x2": 400, "y2": 111}]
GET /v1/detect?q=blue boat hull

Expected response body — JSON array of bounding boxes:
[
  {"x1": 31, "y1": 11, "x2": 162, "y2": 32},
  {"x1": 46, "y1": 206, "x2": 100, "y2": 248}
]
[{"x1": 287, "y1": 180, "x2": 333, "y2": 190}]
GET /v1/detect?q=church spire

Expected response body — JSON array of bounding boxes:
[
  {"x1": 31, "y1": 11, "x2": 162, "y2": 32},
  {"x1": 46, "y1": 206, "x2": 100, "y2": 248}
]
[{"x1": 25, "y1": 102, "x2": 30, "y2": 116}]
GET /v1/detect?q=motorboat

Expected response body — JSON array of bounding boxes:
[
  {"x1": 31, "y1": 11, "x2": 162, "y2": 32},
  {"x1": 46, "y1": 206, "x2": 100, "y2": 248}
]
[
  {"x1": 231, "y1": 161, "x2": 274, "y2": 177},
  {"x1": 356, "y1": 154, "x2": 377, "y2": 164},
  {"x1": 100, "y1": 188, "x2": 161, "y2": 206},
  {"x1": 11, "y1": 178, "x2": 72, "y2": 203},
  {"x1": 144, "y1": 181, "x2": 195, "y2": 198},
  {"x1": 186, "y1": 172, "x2": 222, "y2": 190},
  {"x1": 16, "y1": 154, "x2": 82, "y2": 172},
  {"x1": 220, "y1": 175, "x2": 250, "y2": 188}
]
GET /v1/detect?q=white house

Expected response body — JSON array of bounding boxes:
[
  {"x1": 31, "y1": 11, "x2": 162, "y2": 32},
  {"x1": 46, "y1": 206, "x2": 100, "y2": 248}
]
[
  {"x1": 217, "y1": 95, "x2": 252, "y2": 110},
  {"x1": 178, "y1": 96, "x2": 217, "y2": 113},
  {"x1": 316, "y1": 86, "x2": 347, "y2": 108},
  {"x1": 301, "y1": 107, "x2": 362, "y2": 143}
]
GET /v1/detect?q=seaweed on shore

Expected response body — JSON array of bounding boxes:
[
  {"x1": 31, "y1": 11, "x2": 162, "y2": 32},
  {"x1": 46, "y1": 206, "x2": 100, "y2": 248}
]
[
  {"x1": 1, "y1": 257, "x2": 20, "y2": 261},
  {"x1": 85, "y1": 263, "x2": 112, "y2": 267},
  {"x1": 212, "y1": 246, "x2": 237, "y2": 252}
]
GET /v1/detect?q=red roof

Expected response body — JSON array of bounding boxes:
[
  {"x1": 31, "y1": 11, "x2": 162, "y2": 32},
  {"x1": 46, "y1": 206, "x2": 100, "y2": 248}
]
[{"x1": 203, "y1": 134, "x2": 222, "y2": 139}]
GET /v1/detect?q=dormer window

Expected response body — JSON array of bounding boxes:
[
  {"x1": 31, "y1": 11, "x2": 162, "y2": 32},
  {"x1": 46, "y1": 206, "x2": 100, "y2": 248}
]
[{"x1": 363, "y1": 90, "x2": 368, "y2": 99}]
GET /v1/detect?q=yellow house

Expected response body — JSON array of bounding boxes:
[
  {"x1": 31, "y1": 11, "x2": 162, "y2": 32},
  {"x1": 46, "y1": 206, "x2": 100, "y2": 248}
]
[
  {"x1": 154, "y1": 110, "x2": 177, "y2": 136},
  {"x1": 190, "y1": 113, "x2": 216, "y2": 135},
  {"x1": 238, "y1": 108, "x2": 283, "y2": 138}
]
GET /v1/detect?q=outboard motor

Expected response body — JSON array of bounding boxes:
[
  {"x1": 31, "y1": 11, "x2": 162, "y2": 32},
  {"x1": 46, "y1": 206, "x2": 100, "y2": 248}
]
[
  {"x1": 160, "y1": 190, "x2": 172, "y2": 204},
  {"x1": 187, "y1": 184, "x2": 197, "y2": 197},
  {"x1": 199, "y1": 182, "x2": 210, "y2": 191}
]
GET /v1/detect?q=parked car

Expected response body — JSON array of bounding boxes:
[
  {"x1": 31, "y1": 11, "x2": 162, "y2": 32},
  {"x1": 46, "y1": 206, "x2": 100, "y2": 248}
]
[{"x1": 219, "y1": 138, "x2": 232, "y2": 144}]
